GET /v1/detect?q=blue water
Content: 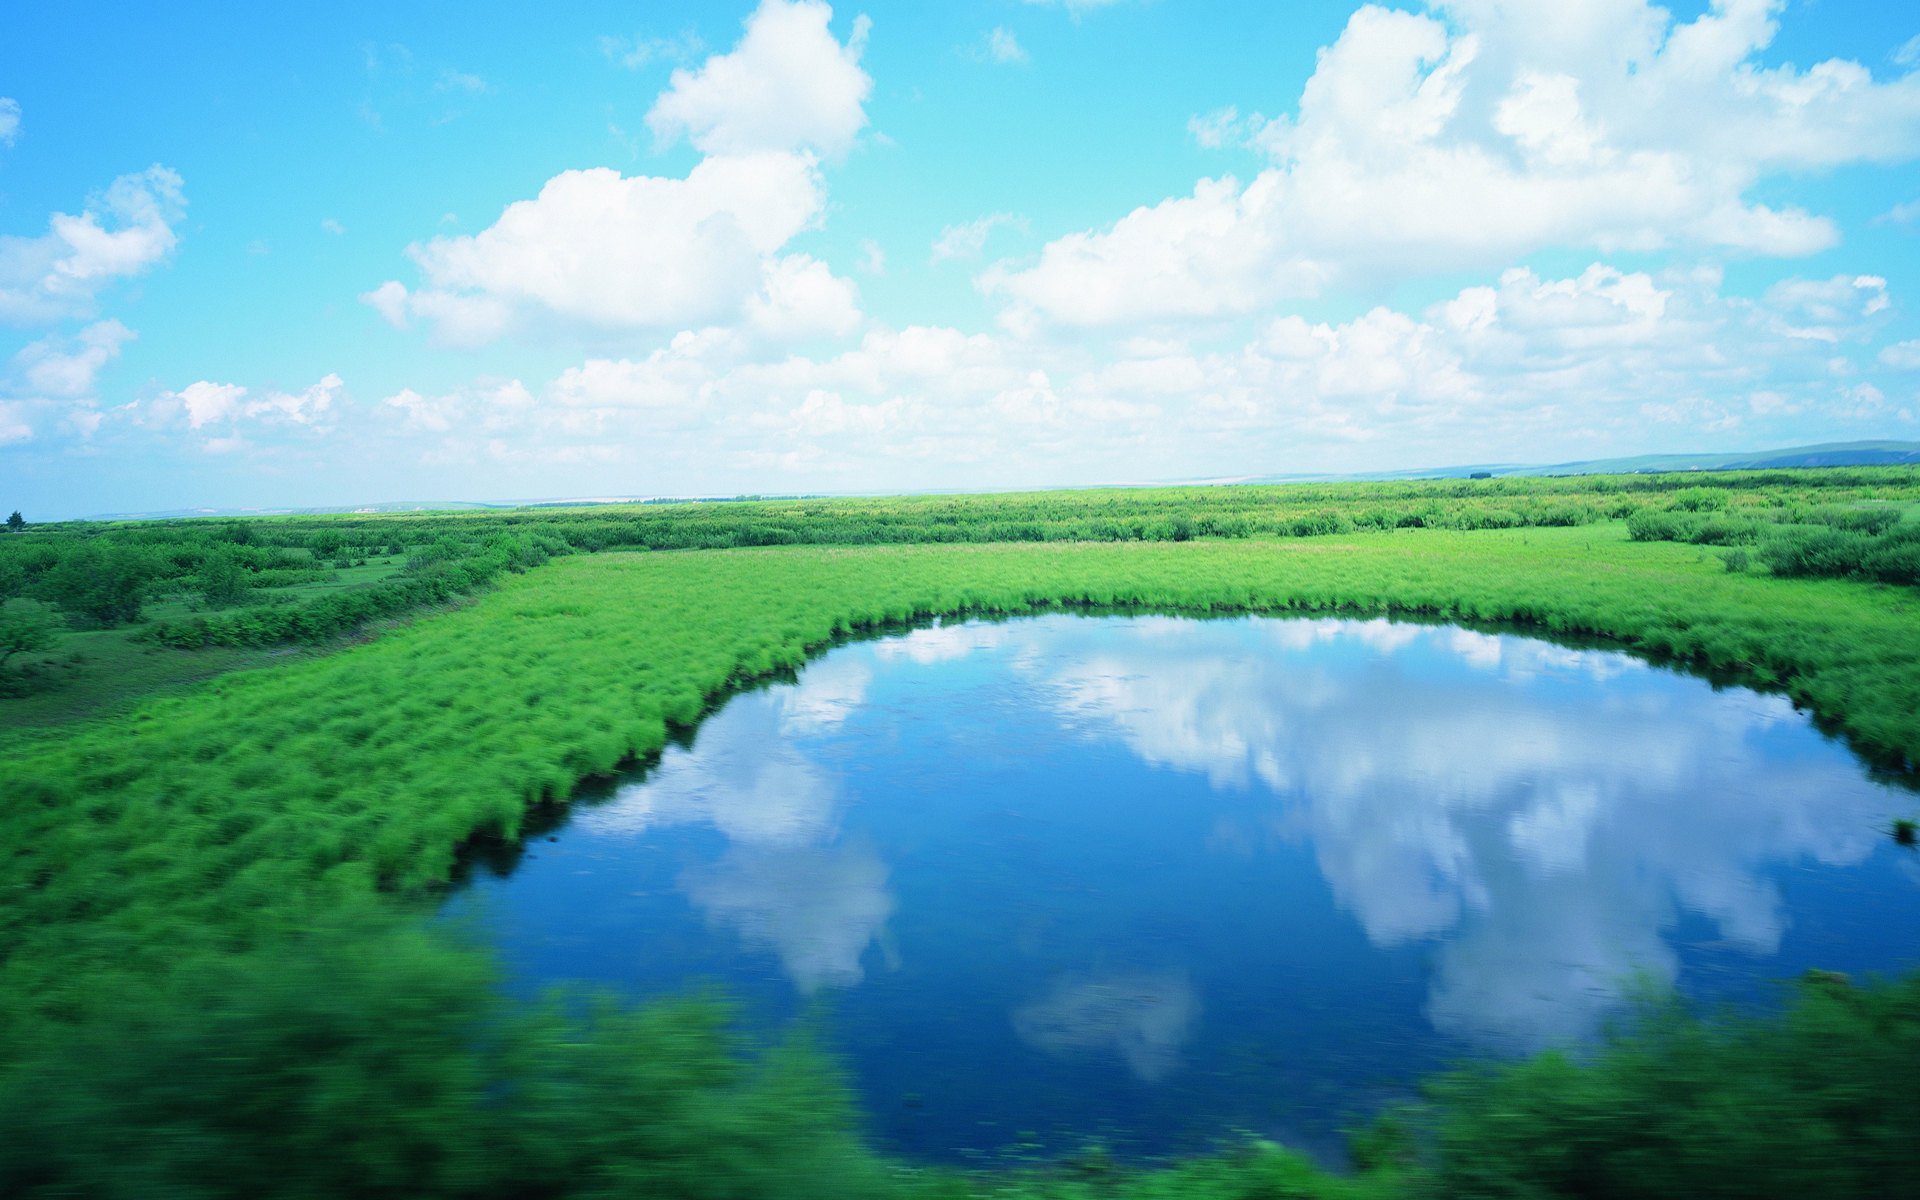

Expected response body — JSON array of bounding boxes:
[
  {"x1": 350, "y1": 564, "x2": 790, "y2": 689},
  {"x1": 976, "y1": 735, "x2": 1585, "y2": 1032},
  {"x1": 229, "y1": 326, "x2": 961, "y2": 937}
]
[{"x1": 446, "y1": 614, "x2": 1920, "y2": 1163}]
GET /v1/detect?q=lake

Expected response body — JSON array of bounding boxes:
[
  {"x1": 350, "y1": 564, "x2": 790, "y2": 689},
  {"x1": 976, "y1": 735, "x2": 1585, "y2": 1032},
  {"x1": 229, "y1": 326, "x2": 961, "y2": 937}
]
[{"x1": 445, "y1": 614, "x2": 1920, "y2": 1163}]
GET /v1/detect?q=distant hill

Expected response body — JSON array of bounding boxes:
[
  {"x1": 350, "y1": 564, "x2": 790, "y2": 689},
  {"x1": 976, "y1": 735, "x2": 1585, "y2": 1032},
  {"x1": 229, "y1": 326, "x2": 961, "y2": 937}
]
[
  {"x1": 1238, "y1": 440, "x2": 1920, "y2": 485},
  {"x1": 1518, "y1": 440, "x2": 1920, "y2": 476}
]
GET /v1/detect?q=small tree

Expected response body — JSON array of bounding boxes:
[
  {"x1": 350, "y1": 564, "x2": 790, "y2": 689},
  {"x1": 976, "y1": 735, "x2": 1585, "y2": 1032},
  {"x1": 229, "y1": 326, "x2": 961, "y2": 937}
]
[
  {"x1": 5, "y1": 511, "x2": 23, "y2": 533},
  {"x1": 196, "y1": 547, "x2": 251, "y2": 609},
  {"x1": 0, "y1": 600, "x2": 60, "y2": 678},
  {"x1": 40, "y1": 543, "x2": 155, "y2": 627}
]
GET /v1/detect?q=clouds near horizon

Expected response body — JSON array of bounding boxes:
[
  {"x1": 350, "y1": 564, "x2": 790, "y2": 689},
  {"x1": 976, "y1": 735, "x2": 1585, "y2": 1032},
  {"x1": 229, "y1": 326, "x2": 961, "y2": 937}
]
[{"x1": 4, "y1": 0, "x2": 1920, "y2": 512}]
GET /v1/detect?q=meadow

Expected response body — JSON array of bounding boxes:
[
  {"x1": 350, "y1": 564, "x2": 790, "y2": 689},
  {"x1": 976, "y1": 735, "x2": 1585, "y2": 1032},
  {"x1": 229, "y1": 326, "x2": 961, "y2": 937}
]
[{"x1": 4, "y1": 471, "x2": 1920, "y2": 1198}]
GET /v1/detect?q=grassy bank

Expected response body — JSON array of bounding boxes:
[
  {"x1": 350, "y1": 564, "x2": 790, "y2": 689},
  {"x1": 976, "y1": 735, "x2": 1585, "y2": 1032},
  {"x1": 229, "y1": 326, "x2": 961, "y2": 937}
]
[{"x1": 5, "y1": 503, "x2": 1920, "y2": 1196}]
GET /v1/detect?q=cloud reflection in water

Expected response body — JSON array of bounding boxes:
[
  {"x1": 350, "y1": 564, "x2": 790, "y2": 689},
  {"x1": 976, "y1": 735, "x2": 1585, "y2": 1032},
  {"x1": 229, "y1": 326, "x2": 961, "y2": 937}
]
[
  {"x1": 562, "y1": 613, "x2": 1905, "y2": 1052},
  {"x1": 1025, "y1": 617, "x2": 1896, "y2": 1049},
  {"x1": 1013, "y1": 971, "x2": 1200, "y2": 1082},
  {"x1": 576, "y1": 659, "x2": 894, "y2": 992}
]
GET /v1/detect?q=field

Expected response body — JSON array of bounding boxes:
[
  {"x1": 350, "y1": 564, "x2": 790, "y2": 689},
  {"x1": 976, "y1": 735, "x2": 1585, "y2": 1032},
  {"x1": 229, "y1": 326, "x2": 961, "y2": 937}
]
[{"x1": 4, "y1": 473, "x2": 1920, "y2": 1198}]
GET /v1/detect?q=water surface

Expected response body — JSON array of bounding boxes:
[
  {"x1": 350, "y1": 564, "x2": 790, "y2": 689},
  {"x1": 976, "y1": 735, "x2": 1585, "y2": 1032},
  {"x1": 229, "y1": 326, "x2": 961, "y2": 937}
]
[{"x1": 448, "y1": 615, "x2": 1920, "y2": 1162}]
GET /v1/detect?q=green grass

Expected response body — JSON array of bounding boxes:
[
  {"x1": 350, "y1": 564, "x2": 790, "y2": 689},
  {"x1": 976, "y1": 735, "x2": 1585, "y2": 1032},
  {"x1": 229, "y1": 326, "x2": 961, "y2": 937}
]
[
  {"x1": 0, "y1": 614, "x2": 293, "y2": 729},
  {"x1": 7, "y1": 524, "x2": 1918, "y2": 1010}
]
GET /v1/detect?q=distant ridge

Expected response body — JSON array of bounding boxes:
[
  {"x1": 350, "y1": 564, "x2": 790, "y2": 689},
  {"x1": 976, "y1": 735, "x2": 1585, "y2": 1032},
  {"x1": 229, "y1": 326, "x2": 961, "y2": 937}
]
[
  {"x1": 1238, "y1": 440, "x2": 1920, "y2": 484},
  {"x1": 1518, "y1": 440, "x2": 1920, "y2": 476}
]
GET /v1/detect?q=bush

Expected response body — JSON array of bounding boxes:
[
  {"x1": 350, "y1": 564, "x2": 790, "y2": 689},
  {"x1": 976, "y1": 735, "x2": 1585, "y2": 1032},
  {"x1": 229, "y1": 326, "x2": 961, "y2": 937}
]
[
  {"x1": 38, "y1": 543, "x2": 155, "y2": 626},
  {"x1": 0, "y1": 916, "x2": 885, "y2": 1200},
  {"x1": 1428, "y1": 972, "x2": 1920, "y2": 1199}
]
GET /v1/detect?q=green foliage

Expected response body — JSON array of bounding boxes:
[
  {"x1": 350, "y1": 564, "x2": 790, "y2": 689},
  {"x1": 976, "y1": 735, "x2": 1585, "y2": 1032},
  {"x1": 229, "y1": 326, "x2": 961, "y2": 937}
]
[
  {"x1": 38, "y1": 541, "x2": 155, "y2": 626},
  {"x1": 0, "y1": 912, "x2": 889, "y2": 1200},
  {"x1": 0, "y1": 600, "x2": 60, "y2": 680},
  {"x1": 1426, "y1": 972, "x2": 1920, "y2": 1199},
  {"x1": 5, "y1": 510, "x2": 23, "y2": 533},
  {"x1": 1666, "y1": 486, "x2": 1731, "y2": 512},
  {"x1": 194, "y1": 545, "x2": 252, "y2": 609}
]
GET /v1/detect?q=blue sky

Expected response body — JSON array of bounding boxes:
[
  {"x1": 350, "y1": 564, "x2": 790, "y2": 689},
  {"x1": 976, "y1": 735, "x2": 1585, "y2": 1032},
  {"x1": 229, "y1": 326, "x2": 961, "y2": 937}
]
[{"x1": 4, "y1": 0, "x2": 1920, "y2": 516}]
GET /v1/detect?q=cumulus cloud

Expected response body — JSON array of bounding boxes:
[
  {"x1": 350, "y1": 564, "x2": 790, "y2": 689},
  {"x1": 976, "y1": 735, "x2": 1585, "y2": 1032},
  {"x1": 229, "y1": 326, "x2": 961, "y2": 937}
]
[
  {"x1": 0, "y1": 166, "x2": 186, "y2": 324},
  {"x1": 1881, "y1": 340, "x2": 1920, "y2": 371},
  {"x1": 371, "y1": 3, "x2": 875, "y2": 352},
  {"x1": 0, "y1": 97, "x2": 19, "y2": 146},
  {"x1": 990, "y1": 0, "x2": 1920, "y2": 329},
  {"x1": 366, "y1": 153, "x2": 854, "y2": 345},
  {"x1": 646, "y1": 0, "x2": 872, "y2": 158},
  {"x1": 11, "y1": 320, "x2": 135, "y2": 398},
  {"x1": 148, "y1": 374, "x2": 342, "y2": 434},
  {"x1": 363, "y1": 254, "x2": 1919, "y2": 487}
]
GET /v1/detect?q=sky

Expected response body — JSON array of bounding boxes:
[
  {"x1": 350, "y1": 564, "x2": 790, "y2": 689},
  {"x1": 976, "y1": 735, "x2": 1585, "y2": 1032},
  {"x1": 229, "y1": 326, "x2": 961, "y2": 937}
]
[{"x1": 4, "y1": 0, "x2": 1920, "y2": 517}]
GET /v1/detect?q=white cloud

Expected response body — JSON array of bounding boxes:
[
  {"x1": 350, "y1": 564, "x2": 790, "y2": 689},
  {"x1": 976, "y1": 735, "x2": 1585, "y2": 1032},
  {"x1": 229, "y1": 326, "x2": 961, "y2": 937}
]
[
  {"x1": 175, "y1": 381, "x2": 249, "y2": 429},
  {"x1": 857, "y1": 238, "x2": 886, "y2": 275},
  {"x1": 549, "y1": 331, "x2": 737, "y2": 412},
  {"x1": 320, "y1": 218, "x2": 346, "y2": 236},
  {"x1": 744, "y1": 253, "x2": 862, "y2": 341},
  {"x1": 0, "y1": 98, "x2": 19, "y2": 146},
  {"x1": 368, "y1": 153, "x2": 846, "y2": 345},
  {"x1": 362, "y1": 257, "x2": 1920, "y2": 487},
  {"x1": 599, "y1": 30, "x2": 704, "y2": 70},
  {"x1": 11, "y1": 320, "x2": 135, "y2": 398},
  {"x1": 0, "y1": 166, "x2": 186, "y2": 323},
  {"x1": 646, "y1": 0, "x2": 872, "y2": 159},
  {"x1": 931, "y1": 212, "x2": 1027, "y2": 263},
  {"x1": 435, "y1": 69, "x2": 488, "y2": 95},
  {"x1": 361, "y1": 279, "x2": 410, "y2": 328},
  {"x1": 1188, "y1": 106, "x2": 1246, "y2": 150},
  {"x1": 984, "y1": 27, "x2": 1028, "y2": 65},
  {"x1": 993, "y1": 0, "x2": 1920, "y2": 329},
  {"x1": 0, "y1": 400, "x2": 31, "y2": 444},
  {"x1": 1020, "y1": 0, "x2": 1130, "y2": 16},
  {"x1": 1760, "y1": 274, "x2": 1891, "y2": 343},
  {"x1": 151, "y1": 374, "x2": 342, "y2": 432},
  {"x1": 1881, "y1": 340, "x2": 1920, "y2": 371},
  {"x1": 381, "y1": 379, "x2": 531, "y2": 436}
]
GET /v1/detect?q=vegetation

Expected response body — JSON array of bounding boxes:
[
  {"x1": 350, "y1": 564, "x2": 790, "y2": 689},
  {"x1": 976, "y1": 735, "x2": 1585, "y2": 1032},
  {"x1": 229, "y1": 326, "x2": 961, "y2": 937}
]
[
  {"x1": 0, "y1": 600, "x2": 60, "y2": 685},
  {"x1": 7, "y1": 467, "x2": 1918, "y2": 723},
  {"x1": 5, "y1": 469, "x2": 1920, "y2": 1196},
  {"x1": 1425, "y1": 971, "x2": 1920, "y2": 1199}
]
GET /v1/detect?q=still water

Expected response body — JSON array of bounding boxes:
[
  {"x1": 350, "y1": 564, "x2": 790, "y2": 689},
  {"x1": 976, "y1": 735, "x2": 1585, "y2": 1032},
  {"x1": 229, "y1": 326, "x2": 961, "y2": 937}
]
[{"x1": 448, "y1": 615, "x2": 1920, "y2": 1162}]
